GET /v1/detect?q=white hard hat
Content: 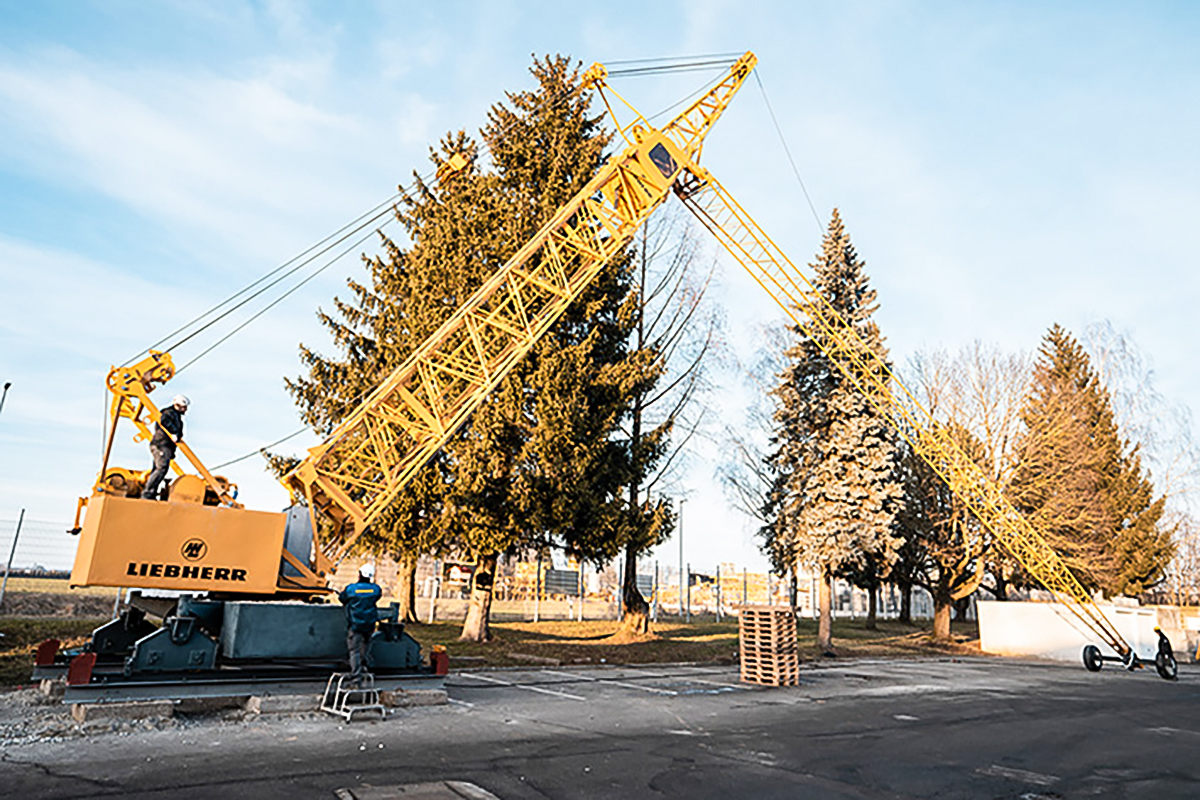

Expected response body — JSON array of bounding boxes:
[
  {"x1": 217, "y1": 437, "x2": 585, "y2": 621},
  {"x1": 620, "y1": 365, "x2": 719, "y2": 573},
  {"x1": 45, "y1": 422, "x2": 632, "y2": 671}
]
[
  {"x1": 360, "y1": 563, "x2": 376, "y2": 580},
  {"x1": 172, "y1": 394, "x2": 190, "y2": 409}
]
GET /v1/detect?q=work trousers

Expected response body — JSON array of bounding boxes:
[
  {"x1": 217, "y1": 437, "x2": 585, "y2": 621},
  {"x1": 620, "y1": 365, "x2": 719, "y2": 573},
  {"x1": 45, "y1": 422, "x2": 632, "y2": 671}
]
[
  {"x1": 347, "y1": 628, "x2": 373, "y2": 684},
  {"x1": 142, "y1": 444, "x2": 174, "y2": 499}
]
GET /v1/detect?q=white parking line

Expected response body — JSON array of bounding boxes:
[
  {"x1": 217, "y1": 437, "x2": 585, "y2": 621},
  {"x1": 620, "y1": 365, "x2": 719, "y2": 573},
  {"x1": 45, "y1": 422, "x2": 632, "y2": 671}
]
[
  {"x1": 607, "y1": 667, "x2": 745, "y2": 690},
  {"x1": 976, "y1": 765, "x2": 1060, "y2": 787},
  {"x1": 670, "y1": 676, "x2": 746, "y2": 689},
  {"x1": 538, "y1": 669, "x2": 688, "y2": 696},
  {"x1": 603, "y1": 680, "x2": 678, "y2": 696},
  {"x1": 458, "y1": 672, "x2": 586, "y2": 701}
]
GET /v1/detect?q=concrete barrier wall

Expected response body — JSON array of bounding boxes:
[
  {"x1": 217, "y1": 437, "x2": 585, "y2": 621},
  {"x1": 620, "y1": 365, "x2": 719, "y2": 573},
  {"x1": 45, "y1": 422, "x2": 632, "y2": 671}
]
[{"x1": 977, "y1": 600, "x2": 1187, "y2": 663}]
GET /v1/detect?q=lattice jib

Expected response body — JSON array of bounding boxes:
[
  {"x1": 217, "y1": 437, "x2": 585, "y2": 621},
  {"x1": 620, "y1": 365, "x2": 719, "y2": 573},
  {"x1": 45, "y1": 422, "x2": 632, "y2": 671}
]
[
  {"x1": 677, "y1": 162, "x2": 1131, "y2": 657},
  {"x1": 284, "y1": 53, "x2": 760, "y2": 577}
]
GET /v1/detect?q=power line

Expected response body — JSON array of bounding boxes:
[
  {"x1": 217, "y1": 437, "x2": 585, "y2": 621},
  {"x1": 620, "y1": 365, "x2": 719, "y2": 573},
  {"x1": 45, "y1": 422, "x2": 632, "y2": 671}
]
[
  {"x1": 123, "y1": 62, "x2": 747, "y2": 463},
  {"x1": 129, "y1": 61, "x2": 728, "y2": 376},
  {"x1": 607, "y1": 59, "x2": 740, "y2": 78},
  {"x1": 127, "y1": 84, "x2": 591, "y2": 373}
]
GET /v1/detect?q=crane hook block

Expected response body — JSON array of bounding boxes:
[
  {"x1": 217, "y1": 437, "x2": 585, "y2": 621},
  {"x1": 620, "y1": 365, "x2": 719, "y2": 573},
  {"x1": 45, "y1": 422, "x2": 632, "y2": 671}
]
[{"x1": 437, "y1": 152, "x2": 470, "y2": 183}]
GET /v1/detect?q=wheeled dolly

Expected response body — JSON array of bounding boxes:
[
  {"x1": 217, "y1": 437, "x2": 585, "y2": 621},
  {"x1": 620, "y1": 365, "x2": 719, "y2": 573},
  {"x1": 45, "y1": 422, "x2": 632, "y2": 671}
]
[{"x1": 1081, "y1": 628, "x2": 1178, "y2": 681}]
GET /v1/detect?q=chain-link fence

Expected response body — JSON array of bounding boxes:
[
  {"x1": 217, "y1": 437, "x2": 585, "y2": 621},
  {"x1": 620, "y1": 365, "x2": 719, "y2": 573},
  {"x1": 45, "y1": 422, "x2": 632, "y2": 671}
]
[{"x1": 1, "y1": 516, "x2": 78, "y2": 574}]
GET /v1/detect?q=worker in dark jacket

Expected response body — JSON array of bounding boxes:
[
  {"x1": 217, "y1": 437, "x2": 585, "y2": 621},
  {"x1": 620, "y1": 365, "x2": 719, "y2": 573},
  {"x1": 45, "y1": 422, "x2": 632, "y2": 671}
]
[
  {"x1": 338, "y1": 563, "x2": 381, "y2": 685},
  {"x1": 141, "y1": 394, "x2": 188, "y2": 500}
]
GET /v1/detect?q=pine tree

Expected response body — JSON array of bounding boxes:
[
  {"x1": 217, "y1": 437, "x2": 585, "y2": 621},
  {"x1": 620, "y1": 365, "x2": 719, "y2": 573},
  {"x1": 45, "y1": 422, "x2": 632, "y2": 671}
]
[
  {"x1": 284, "y1": 55, "x2": 681, "y2": 642},
  {"x1": 1107, "y1": 448, "x2": 1173, "y2": 595},
  {"x1": 1011, "y1": 325, "x2": 1173, "y2": 596},
  {"x1": 1012, "y1": 326, "x2": 1112, "y2": 589},
  {"x1": 1083, "y1": 352, "x2": 1173, "y2": 596},
  {"x1": 763, "y1": 210, "x2": 902, "y2": 653}
]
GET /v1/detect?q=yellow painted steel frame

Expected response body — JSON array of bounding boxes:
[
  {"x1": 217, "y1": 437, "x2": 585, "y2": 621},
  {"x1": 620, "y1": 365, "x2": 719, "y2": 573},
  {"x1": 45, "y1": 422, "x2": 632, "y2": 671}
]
[
  {"x1": 100, "y1": 351, "x2": 237, "y2": 507},
  {"x1": 73, "y1": 352, "x2": 329, "y2": 595},
  {"x1": 283, "y1": 53, "x2": 760, "y2": 576},
  {"x1": 672, "y1": 163, "x2": 1132, "y2": 659}
]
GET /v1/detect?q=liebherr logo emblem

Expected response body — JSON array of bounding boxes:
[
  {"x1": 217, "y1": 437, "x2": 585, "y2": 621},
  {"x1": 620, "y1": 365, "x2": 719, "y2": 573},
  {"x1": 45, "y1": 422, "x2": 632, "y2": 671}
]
[{"x1": 181, "y1": 538, "x2": 208, "y2": 561}]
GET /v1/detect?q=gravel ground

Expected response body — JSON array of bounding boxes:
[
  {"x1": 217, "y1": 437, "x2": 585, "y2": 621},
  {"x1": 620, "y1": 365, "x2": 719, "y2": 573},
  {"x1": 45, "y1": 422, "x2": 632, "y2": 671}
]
[{"x1": 0, "y1": 684, "x2": 339, "y2": 748}]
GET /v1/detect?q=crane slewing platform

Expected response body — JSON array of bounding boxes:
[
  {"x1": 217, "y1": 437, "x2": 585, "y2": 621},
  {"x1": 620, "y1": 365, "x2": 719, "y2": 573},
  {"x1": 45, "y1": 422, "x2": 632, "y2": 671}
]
[{"x1": 50, "y1": 51, "x2": 1174, "y2": 700}]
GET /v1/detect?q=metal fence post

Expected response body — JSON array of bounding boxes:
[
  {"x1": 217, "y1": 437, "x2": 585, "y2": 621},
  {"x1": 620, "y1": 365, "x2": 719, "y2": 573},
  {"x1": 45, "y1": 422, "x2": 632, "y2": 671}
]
[
  {"x1": 578, "y1": 563, "x2": 585, "y2": 622},
  {"x1": 678, "y1": 499, "x2": 685, "y2": 618},
  {"x1": 534, "y1": 551, "x2": 541, "y2": 623},
  {"x1": 0, "y1": 509, "x2": 25, "y2": 609}
]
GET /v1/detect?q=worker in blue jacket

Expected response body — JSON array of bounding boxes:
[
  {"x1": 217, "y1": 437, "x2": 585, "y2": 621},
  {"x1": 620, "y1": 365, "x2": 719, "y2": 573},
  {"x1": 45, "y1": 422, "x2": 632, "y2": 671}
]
[{"x1": 338, "y1": 563, "x2": 381, "y2": 685}]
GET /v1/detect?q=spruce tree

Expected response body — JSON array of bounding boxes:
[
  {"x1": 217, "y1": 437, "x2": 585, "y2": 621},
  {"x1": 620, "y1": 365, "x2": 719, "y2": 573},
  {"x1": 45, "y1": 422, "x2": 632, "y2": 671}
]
[
  {"x1": 1012, "y1": 327, "x2": 1112, "y2": 589},
  {"x1": 285, "y1": 55, "x2": 643, "y2": 640},
  {"x1": 763, "y1": 209, "x2": 902, "y2": 653},
  {"x1": 1011, "y1": 325, "x2": 1173, "y2": 596},
  {"x1": 449, "y1": 56, "x2": 639, "y2": 642},
  {"x1": 284, "y1": 131, "x2": 493, "y2": 619}
]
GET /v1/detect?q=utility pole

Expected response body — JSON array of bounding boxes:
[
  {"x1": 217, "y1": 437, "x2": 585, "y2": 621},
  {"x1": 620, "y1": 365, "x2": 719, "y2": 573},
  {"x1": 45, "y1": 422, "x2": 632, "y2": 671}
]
[
  {"x1": 0, "y1": 509, "x2": 25, "y2": 609},
  {"x1": 678, "y1": 499, "x2": 686, "y2": 620}
]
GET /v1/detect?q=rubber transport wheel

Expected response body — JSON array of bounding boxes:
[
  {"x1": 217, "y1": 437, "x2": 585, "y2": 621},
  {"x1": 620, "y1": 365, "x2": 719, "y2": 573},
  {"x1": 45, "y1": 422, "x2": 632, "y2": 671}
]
[
  {"x1": 1082, "y1": 644, "x2": 1104, "y2": 672},
  {"x1": 1155, "y1": 651, "x2": 1178, "y2": 681}
]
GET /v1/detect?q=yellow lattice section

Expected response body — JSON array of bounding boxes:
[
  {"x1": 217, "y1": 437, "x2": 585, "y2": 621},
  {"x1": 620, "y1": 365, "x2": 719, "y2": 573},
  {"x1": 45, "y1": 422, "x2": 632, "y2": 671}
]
[
  {"x1": 285, "y1": 57, "x2": 758, "y2": 574},
  {"x1": 675, "y1": 163, "x2": 1130, "y2": 658}
]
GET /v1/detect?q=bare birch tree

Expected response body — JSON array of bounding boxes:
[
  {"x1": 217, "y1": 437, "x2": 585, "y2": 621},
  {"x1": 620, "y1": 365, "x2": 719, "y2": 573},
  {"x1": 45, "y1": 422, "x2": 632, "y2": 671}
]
[{"x1": 616, "y1": 205, "x2": 723, "y2": 636}]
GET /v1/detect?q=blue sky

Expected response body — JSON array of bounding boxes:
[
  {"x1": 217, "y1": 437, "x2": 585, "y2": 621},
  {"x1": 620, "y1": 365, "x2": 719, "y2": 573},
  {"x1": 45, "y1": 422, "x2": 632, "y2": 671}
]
[{"x1": 1, "y1": 1, "x2": 1199, "y2": 571}]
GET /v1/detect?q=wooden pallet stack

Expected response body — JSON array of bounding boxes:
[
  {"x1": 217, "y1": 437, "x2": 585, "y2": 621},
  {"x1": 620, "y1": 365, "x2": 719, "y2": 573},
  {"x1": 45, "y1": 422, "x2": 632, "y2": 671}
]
[{"x1": 738, "y1": 605, "x2": 799, "y2": 686}]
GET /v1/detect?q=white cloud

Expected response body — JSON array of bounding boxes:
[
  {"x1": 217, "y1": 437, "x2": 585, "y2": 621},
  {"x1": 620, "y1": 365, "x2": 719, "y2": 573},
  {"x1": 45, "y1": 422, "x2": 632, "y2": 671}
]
[{"x1": 0, "y1": 48, "x2": 419, "y2": 270}]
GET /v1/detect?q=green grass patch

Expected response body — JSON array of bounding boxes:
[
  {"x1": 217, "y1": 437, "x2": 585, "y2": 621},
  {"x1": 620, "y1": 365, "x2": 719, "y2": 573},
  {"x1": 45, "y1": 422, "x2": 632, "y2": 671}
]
[
  {"x1": 0, "y1": 613, "x2": 982, "y2": 687},
  {"x1": 402, "y1": 616, "x2": 980, "y2": 669}
]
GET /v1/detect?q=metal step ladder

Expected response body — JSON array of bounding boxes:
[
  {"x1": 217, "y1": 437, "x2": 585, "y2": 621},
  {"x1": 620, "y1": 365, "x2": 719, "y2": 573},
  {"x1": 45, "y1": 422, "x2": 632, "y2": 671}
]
[{"x1": 321, "y1": 672, "x2": 386, "y2": 721}]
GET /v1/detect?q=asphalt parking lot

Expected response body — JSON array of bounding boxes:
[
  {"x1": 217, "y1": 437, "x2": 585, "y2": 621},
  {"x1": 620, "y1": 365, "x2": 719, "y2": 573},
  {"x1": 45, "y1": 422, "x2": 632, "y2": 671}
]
[{"x1": 3, "y1": 656, "x2": 1199, "y2": 799}]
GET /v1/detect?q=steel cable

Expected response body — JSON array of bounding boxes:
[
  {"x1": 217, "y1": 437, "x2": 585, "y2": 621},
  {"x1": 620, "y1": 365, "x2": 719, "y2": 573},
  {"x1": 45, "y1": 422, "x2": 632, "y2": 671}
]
[
  {"x1": 149, "y1": 57, "x2": 744, "y2": 468},
  {"x1": 753, "y1": 71, "x2": 823, "y2": 232}
]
